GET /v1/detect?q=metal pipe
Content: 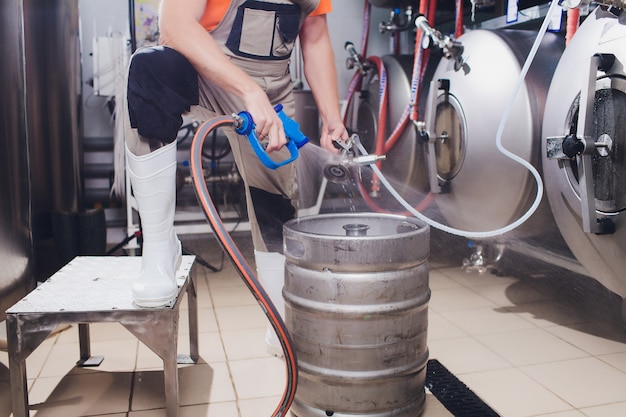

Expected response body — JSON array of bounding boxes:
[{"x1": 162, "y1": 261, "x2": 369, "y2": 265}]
[{"x1": 563, "y1": 0, "x2": 626, "y2": 10}]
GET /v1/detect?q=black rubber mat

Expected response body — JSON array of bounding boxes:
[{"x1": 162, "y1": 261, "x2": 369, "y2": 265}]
[{"x1": 425, "y1": 359, "x2": 500, "y2": 417}]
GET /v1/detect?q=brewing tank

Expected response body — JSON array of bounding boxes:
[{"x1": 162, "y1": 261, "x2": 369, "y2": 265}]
[
  {"x1": 0, "y1": 0, "x2": 36, "y2": 321},
  {"x1": 283, "y1": 213, "x2": 430, "y2": 417},
  {"x1": 423, "y1": 29, "x2": 564, "y2": 235},
  {"x1": 541, "y1": 6, "x2": 626, "y2": 302},
  {"x1": 0, "y1": 0, "x2": 82, "y2": 319}
]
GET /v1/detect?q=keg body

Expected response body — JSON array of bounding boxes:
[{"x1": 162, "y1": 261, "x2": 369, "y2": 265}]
[{"x1": 284, "y1": 213, "x2": 430, "y2": 417}]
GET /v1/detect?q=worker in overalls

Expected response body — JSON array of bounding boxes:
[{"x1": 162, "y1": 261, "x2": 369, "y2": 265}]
[{"x1": 124, "y1": 0, "x2": 347, "y2": 354}]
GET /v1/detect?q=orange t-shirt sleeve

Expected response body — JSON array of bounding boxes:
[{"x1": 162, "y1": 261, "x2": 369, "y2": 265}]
[
  {"x1": 311, "y1": 0, "x2": 332, "y2": 16},
  {"x1": 201, "y1": 0, "x2": 333, "y2": 31},
  {"x1": 200, "y1": 1, "x2": 230, "y2": 32}
]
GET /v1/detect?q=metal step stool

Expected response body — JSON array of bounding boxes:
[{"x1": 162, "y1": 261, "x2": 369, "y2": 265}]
[{"x1": 6, "y1": 255, "x2": 198, "y2": 417}]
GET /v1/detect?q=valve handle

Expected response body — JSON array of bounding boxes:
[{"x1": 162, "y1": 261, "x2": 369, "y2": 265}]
[{"x1": 235, "y1": 104, "x2": 309, "y2": 170}]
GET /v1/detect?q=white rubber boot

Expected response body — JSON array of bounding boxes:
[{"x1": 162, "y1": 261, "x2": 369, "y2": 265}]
[
  {"x1": 126, "y1": 140, "x2": 182, "y2": 307},
  {"x1": 255, "y1": 250, "x2": 286, "y2": 357}
]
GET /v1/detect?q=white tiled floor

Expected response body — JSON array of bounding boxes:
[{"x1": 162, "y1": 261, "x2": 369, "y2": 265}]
[{"x1": 2, "y1": 229, "x2": 626, "y2": 417}]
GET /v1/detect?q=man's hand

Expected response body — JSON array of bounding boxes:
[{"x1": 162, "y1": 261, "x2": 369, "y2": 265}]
[
  {"x1": 243, "y1": 89, "x2": 287, "y2": 153},
  {"x1": 321, "y1": 118, "x2": 348, "y2": 154}
]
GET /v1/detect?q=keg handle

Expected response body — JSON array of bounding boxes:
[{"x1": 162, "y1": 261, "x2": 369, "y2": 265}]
[{"x1": 284, "y1": 237, "x2": 305, "y2": 259}]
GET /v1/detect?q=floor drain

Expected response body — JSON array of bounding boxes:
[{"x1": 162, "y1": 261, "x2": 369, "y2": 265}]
[{"x1": 425, "y1": 359, "x2": 500, "y2": 417}]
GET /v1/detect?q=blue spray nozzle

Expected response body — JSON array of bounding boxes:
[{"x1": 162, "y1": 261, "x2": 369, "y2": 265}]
[
  {"x1": 234, "y1": 104, "x2": 310, "y2": 170},
  {"x1": 274, "y1": 104, "x2": 310, "y2": 149},
  {"x1": 234, "y1": 111, "x2": 255, "y2": 136}
]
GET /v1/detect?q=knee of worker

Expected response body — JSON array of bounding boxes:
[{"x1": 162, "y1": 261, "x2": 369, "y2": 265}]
[
  {"x1": 254, "y1": 250, "x2": 286, "y2": 317},
  {"x1": 249, "y1": 187, "x2": 296, "y2": 253},
  {"x1": 127, "y1": 46, "x2": 199, "y2": 144}
]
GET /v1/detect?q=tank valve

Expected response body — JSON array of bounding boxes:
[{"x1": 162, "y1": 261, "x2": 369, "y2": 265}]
[
  {"x1": 562, "y1": 133, "x2": 586, "y2": 158},
  {"x1": 379, "y1": 6, "x2": 415, "y2": 34},
  {"x1": 547, "y1": 133, "x2": 613, "y2": 159},
  {"x1": 415, "y1": 15, "x2": 466, "y2": 72},
  {"x1": 345, "y1": 41, "x2": 370, "y2": 75}
]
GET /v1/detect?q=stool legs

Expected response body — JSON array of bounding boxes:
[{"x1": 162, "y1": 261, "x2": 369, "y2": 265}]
[
  {"x1": 7, "y1": 314, "x2": 57, "y2": 417},
  {"x1": 187, "y1": 273, "x2": 199, "y2": 363},
  {"x1": 7, "y1": 315, "x2": 28, "y2": 417},
  {"x1": 123, "y1": 309, "x2": 180, "y2": 417},
  {"x1": 77, "y1": 324, "x2": 104, "y2": 367},
  {"x1": 5, "y1": 257, "x2": 197, "y2": 417}
]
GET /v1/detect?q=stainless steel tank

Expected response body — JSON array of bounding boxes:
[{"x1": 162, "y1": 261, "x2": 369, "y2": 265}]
[
  {"x1": 347, "y1": 54, "x2": 430, "y2": 196},
  {"x1": 541, "y1": 7, "x2": 626, "y2": 303},
  {"x1": 0, "y1": 0, "x2": 82, "y2": 319},
  {"x1": 423, "y1": 29, "x2": 564, "y2": 235},
  {"x1": 283, "y1": 213, "x2": 430, "y2": 417},
  {"x1": 25, "y1": 0, "x2": 83, "y2": 279},
  {"x1": 0, "y1": 0, "x2": 36, "y2": 321}
]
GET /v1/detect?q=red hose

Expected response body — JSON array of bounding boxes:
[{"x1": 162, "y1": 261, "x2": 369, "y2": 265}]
[
  {"x1": 344, "y1": 0, "x2": 437, "y2": 213},
  {"x1": 190, "y1": 116, "x2": 298, "y2": 417},
  {"x1": 370, "y1": 56, "x2": 388, "y2": 160},
  {"x1": 455, "y1": 0, "x2": 464, "y2": 38},
  {"x1": 427, "y1": 0, "x2": 436, "y2": 25},
  {"x1": 342, "y1": 0, "x2": 371, "y2": 123},
  {"x1": 360, "y1": 0, "x2": 371, "y2": 57},
  {"x1": 566, "y1": 7, "x2": 580, "y2": 46}
]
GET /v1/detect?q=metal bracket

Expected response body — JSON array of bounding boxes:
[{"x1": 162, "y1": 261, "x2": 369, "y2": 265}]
[
  {"x1": 546, "y1": 54, "x2": 617, "y2": 234},
  {"x1": 576, "y1": 54, "x2": 602, "y2": 233},
  {"x1": 417, "y1": 79, "x2": 447, "y2": 194}
]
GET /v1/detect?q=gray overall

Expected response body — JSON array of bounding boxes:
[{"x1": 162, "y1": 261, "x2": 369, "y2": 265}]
[{"x1": 125, "y1": 0, "x2": 320, "y2": 252}]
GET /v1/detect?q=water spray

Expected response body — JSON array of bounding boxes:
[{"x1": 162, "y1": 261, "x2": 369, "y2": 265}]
[{"x1": 323, "y1": 134, "x2": 386, "y2": 184}]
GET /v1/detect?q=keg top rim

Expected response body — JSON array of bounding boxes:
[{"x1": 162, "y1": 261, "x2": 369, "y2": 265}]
[{"x1": 284, "y1": 213, "x2": 428, "y2": 238}]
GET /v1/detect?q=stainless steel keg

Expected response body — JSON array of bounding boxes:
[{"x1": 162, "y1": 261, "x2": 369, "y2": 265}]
[{"x1": 283, "y1": 213, "x2": 430, "y2": 417}]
